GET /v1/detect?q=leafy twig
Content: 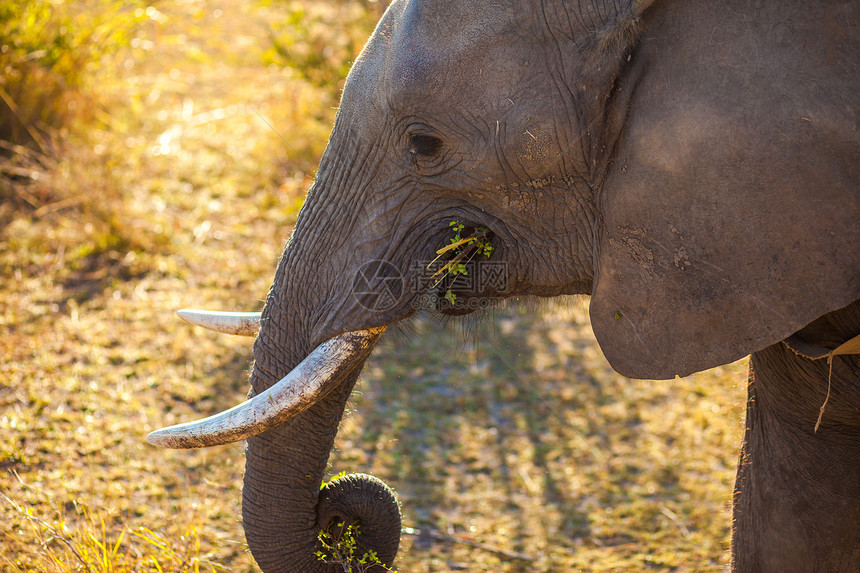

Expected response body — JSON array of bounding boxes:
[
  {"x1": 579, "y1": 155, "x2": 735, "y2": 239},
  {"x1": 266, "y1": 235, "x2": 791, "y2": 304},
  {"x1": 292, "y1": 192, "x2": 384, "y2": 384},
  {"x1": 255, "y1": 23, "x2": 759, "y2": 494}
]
[{"x1": 428, "y1": 221, "x2": 494, "y2": 305}]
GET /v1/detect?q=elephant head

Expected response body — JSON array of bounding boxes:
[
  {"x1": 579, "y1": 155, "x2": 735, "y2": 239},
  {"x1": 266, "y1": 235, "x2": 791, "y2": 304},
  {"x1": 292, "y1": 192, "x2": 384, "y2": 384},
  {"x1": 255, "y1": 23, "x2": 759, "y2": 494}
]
[{"x1": 149, "y1": 0, "x2": 859, "y2": 570}]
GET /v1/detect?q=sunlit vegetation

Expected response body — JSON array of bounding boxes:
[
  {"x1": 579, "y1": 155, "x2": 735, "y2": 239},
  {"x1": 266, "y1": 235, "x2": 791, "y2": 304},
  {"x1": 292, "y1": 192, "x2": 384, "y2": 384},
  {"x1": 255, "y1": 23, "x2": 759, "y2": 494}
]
[
  {"x1": 0, "y1": 1, "x2": 143, "y2": 148},
  {"x1": 1, "y1": 1, "x2": 745, "y2": 571},
  {"x1": 261, "y1": 0, "x2": 385, "y2": 97},
  {"x1": 3, "y1": 492, "x2": 217, "y2": 572}
]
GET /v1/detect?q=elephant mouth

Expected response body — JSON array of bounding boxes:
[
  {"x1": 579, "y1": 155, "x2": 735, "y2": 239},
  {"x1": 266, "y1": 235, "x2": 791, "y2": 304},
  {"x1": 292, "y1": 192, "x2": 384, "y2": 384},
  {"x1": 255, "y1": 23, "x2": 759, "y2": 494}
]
[
  {"x1": 425, "y1": 224, "x2": 504, "y2": 316},
  {"x1": 148, "y1": 222, "x2": 505, "y2": 449}
]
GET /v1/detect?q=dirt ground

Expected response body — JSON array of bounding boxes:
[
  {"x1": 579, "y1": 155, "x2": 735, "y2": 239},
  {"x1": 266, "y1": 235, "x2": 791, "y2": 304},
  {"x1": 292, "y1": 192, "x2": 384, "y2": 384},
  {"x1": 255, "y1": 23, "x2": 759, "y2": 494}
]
[{"x1": 1, "y1": 1, "x2": 746, "y2": 571}]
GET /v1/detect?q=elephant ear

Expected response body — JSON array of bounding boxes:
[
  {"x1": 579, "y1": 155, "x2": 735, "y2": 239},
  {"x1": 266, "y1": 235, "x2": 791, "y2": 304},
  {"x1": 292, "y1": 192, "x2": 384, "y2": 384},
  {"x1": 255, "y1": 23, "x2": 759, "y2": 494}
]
[{"x1": 589, "y1": 5, "x2": 860, "y2": 380}]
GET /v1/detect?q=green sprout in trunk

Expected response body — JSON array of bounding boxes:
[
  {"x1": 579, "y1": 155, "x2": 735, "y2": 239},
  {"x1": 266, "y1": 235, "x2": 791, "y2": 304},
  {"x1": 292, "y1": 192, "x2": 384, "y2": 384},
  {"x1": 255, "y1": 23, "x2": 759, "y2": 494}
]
[{"x1": 316, "y1": 521, "x2": 397, "y2": 572}]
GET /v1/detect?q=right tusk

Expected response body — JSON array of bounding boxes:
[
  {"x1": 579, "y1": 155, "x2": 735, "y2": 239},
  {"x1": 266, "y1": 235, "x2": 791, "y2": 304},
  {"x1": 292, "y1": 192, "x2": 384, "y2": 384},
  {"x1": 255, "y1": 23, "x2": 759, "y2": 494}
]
[
  {"x1": 177, "y1": 309, "x2": 262, "y2": 336},
  {"x1": 146, "y1": 326, "x2": 385, "y2": 449}
]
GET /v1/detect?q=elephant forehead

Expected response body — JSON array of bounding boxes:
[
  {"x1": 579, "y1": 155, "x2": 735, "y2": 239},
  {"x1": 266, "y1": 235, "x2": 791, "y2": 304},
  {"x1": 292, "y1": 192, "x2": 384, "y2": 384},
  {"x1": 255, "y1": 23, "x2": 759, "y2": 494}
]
[
  {"x1": 392, "y1": 0, "x2": 516, "y2": 53},
  {"x1": 349, "y1": 1, "x2": 525, "y2": 107}
]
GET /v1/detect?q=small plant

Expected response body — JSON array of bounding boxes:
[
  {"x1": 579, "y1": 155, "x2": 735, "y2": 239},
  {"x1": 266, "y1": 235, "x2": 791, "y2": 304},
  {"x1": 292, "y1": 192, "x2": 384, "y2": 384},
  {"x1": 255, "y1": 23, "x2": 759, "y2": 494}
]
[
  {"x1": 316, "y1": 521, "x2": 397, "y2": 572},
  {"x1": 321, "y1": 471, "x2": 349, "y2": 489},
  {"x1": 428, "y1": 220, "x2": 494, "y2": 305}
]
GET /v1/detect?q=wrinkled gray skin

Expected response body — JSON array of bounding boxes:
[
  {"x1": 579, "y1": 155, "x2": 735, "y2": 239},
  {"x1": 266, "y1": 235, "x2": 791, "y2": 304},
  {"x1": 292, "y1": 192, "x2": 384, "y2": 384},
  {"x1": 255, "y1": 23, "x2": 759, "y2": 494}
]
[{"x1": 241, "y1": 0, "x2": 859, "y2": 571}]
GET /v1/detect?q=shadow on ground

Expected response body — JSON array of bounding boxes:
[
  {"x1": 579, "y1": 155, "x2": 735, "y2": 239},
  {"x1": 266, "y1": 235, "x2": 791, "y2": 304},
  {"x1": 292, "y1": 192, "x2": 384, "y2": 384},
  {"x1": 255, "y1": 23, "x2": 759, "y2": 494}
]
[{"x1": 332, "y1": 298, "x2": 743, "y2": 571}]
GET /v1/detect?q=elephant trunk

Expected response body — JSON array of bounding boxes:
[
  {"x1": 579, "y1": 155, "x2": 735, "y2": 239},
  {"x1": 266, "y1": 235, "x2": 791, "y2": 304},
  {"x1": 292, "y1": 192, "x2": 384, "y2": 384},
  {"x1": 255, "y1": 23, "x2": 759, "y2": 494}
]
[
  {"x1": 238, "y1": 163, "x2": 403, "y2": 570},
  {"x1": 242, "y1": 327, "x2": 401, "y2": 571},
  {"x1": 241, "y1": 368, "x2": 357, "y2": 572}
]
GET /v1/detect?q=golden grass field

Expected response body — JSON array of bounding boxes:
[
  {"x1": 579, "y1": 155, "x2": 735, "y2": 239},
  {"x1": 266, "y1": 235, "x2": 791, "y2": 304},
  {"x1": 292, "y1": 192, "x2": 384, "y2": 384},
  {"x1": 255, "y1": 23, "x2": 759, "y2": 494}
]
[{"x1": 1, "y1": 1, "x2": 746, "y2": 571}]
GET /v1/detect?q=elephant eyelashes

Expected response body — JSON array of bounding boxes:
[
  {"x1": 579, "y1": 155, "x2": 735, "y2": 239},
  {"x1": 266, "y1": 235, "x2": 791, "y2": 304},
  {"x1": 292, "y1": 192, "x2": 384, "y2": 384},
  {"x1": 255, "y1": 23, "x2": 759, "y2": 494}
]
[{"x1": 408, "y1": 134, "x2": 443, "y2": 159}]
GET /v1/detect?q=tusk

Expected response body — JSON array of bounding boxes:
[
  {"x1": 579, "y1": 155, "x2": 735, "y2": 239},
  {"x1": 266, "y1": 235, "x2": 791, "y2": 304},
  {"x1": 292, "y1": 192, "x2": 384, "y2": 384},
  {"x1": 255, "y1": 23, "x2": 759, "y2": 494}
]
[
  {"x1": 177, "y1": 309, "x2": 262, "y2": 336},
  {"x1": 146, "y1": 326, "x2": 385, "y2": 448}
]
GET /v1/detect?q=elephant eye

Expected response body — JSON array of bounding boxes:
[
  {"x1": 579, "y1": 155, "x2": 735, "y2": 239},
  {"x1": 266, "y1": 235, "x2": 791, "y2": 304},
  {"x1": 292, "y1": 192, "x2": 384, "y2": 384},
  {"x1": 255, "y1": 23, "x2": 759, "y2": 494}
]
[{"x1": 408, "y1": 134, "x2": 443, "y2": 158}]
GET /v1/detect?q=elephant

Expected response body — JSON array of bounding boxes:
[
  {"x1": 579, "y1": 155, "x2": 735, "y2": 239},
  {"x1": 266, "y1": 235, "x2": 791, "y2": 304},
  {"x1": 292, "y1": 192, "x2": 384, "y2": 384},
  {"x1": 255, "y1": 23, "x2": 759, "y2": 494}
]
[{"x1": 147, "y1": 0, "x2": 860, "y2": 571}]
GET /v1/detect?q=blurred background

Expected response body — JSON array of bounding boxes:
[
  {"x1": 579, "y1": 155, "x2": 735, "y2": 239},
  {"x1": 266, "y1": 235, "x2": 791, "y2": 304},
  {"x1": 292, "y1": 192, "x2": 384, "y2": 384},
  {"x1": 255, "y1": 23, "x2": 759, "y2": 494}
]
[{"x1": 0, "y1": 1, "x2": 744, "y2": 571}]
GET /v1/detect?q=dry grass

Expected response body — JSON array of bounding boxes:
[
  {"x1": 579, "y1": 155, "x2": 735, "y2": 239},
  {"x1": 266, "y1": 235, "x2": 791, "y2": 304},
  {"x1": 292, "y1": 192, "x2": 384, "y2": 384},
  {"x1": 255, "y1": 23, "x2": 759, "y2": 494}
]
[
  {"x1": 3, "y1": 488, "x2": 220, "y2": 572},
  {"x1": 1, "y1": 1, "x2": 745, "y2": 571}
]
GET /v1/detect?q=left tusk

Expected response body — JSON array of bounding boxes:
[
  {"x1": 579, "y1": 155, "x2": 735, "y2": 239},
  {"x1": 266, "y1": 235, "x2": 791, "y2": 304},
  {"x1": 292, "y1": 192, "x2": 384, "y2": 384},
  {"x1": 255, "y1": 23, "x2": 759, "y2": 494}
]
[
  {"x1": 146, "y1": 326, "x2": 385, "y2": 448},
  {"x1": 177, "y1": 309, "x2": 262, "y2": 336}
]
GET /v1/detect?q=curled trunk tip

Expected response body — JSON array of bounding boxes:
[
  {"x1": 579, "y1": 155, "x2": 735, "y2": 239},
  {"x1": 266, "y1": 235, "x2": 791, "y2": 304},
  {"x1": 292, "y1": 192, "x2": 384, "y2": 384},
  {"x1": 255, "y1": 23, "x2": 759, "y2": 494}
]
[{"x1": 317, "y1": 473, "x2": 402, "y2": 570}]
